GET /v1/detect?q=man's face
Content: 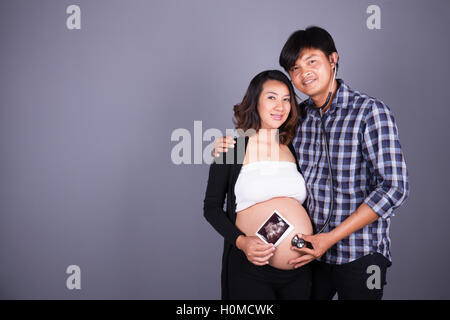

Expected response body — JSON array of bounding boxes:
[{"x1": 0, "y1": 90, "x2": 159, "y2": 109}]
[{"x1": 288, "y1": 48, "x2": 337, "y2": 101}]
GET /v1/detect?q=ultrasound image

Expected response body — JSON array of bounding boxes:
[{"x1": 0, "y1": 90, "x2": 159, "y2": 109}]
[{"x1": 257, "y1": 212, "x2": 290, "y2": 244}]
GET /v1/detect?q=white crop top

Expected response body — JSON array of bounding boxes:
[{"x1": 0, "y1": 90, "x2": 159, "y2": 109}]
[{"x1": 234, "y1": 161, "x2": 307, "y2": 212}]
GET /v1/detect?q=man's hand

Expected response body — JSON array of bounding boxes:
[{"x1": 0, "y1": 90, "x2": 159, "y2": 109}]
[
  {"x1": 236, "y1": 235, "x2": 276, "y2": 266},
  {"x1": 288, "y1": 233, "x2": 334, "y2": 268},
  {"x1": 213, "y1": 135, "x2": 235, "y2": 157},
  {"x1": 288, "y1": 203, "x2": 380, "y2": 268}
]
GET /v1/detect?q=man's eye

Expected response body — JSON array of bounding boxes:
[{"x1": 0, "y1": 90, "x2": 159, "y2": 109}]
[{"x1": 309, "y1": 60, "x2": 316, "y2": 64}]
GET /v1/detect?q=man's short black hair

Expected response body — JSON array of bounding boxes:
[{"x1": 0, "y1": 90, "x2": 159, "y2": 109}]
[{"x1": 279, "y1": 26, "x2": 339, "y2": 73}]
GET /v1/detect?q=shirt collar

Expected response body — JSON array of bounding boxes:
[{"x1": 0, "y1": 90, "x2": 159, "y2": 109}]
[{"x1": 302, "y1": 79, "x2": 352, "y2": 117}]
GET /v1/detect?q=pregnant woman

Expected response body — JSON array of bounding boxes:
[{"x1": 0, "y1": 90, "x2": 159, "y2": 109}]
[{"x1": 203, "y1": 70, "x2": 313, "y2": 300}]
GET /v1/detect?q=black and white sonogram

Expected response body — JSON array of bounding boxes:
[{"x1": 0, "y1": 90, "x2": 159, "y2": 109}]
[{"x1": 255, "y1": 210, "x2": 293, "y2": 247}]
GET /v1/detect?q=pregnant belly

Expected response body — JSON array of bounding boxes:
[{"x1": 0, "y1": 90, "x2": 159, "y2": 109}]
[{"x1": 235, "y1": 197, "x2": 313, "y2": 270}]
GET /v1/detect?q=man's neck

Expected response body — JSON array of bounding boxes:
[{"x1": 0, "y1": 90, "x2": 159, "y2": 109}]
[{"x1": 311, "y1": 79, "x2": 339, "y2": 114}]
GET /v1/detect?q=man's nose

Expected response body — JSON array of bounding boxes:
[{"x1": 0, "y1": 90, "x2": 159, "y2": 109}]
[{"x1": 302, "y1": 71, "x2": 313, "y2": 79}]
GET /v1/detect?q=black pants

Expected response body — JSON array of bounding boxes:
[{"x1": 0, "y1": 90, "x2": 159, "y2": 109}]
[
  {"x1": 227, "y1": 246, "x2": 312, "y2": 300},
  {"x1": 311, "y1": 252, "x2": 392, "y2": 300}
]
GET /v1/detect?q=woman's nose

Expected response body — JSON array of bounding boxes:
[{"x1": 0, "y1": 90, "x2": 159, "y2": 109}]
[{"x1": 273, "y1": 102, "x2": 284, "y2": 111}]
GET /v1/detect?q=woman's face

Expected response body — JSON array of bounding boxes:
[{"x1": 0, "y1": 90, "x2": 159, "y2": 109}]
[{"x1": 257, "y1": 80, "x2": 291, "y2": 130}]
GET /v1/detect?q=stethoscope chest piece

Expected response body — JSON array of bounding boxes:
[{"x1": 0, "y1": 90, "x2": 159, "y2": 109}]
[{"x1": 291, "y1": 235, "x2": 305, "y2": 249}]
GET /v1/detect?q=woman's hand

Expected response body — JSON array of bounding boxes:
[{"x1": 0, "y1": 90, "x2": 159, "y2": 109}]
[
  {"x1": 213, "y1": 135, "x2": 235, "y2": 157},
  {"x1": 236, "y1": 235, "x2": 275, "y2": 266}
]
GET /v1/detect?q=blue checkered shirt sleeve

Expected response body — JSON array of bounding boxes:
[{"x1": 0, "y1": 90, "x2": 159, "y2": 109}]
[{"x1": 362, "y1": 101, "x2": 409, "y2": 219}]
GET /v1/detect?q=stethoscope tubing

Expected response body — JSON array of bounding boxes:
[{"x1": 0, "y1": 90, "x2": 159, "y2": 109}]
[{"x1": 292, "y1": 66, "x2": 337, "y2": 249}]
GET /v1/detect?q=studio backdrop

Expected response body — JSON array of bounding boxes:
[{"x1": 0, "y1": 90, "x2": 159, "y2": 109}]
[{"x1": 1, "y1": 0, "x2": 449, "y2": 299}]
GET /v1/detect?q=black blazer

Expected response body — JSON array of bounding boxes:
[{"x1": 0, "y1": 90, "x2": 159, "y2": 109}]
[{"x1": 203, "y1": 135, "x2": 303, "y2": 299}]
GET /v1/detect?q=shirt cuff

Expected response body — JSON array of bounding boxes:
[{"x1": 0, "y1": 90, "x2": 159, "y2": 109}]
[
  {"x1": 364, "y1": 189, "x2": 394, "y2": 219},
  {"x1": 230, "y1": 228, "x2": 246, "y2": 248}
]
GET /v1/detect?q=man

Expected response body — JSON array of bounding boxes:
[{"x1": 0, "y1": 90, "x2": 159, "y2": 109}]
[{"x1": 214, "y1": 26, "x2": 409, "y2": 300}]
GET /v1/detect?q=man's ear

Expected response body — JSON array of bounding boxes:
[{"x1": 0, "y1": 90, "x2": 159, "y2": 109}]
[{"x1": 329, "y1": 52, "x2": 339, "y2": 69}]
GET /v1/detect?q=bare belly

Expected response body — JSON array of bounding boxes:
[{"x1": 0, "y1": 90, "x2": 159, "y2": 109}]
[{"x1": 235, "y1": 197, "x2": 313, "y2": 270}]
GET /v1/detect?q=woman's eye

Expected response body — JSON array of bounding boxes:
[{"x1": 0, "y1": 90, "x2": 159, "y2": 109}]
[
  {"x1": 268, "y1": 96, "x2": 275, "y2": 100},
  {"x1": 283, "y1": 98, "x2": 290, "y2": 101},
  {"x1": 309, "y1": 60, "x2": 316, "y2": 65}
]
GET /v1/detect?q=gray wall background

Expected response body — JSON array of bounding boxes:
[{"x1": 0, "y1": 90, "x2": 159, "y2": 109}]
[{"x1": 1, "y1": 0, "x2": 449, "y2": 299}]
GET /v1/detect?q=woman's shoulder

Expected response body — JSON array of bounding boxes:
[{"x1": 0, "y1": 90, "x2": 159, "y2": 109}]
[{"x1": 211, "y1": 136, "x2": 244, "y2": 166}]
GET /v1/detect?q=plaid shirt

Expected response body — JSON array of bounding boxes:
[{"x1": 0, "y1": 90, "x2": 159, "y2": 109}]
[{"x1": 294, "y1": 79, "x2": 409, "y2": 264}]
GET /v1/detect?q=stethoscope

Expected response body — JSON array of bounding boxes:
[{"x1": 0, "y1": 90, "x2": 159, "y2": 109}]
[{"x1": 291, "y1": 64, "x2": 337, "y2": 249}]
